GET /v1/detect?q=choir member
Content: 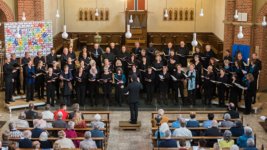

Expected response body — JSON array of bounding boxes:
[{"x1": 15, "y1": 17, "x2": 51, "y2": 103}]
[
  {"x1": 102, "y1": 47, "x2": 115, "y2": 64},
  {"x1": 46, "y1": 48, "x2": 58, "y2": 67},
  {"x1": 147, "y1": 42, "x2": 156, "y2": 62},
  {"x1": 158, "y1": 66, "x2": 170, "y2": 105},
  {"x1": 139, "y1": 56, "x2": 149, "y2": 84},
  {"x1": 193, "y1": 46, "x2": 204, "y2": 61},
  {"x1": 128, "y1": 65, "x2": 141, "y2": 83},
  {"x1": 59, "y1": 65, "x2": 73, "y2": 106},
  {"x1": 22, "y1": 52, "x2": 31, "y2": 94},
  {"x1": 99, "y1": 67, "x2": 113, "y2": 106},
  {"x1": 25, "y1": 60, "x2": 35, "y2": 102},
  {"x1": 60, "y1": 47, "x2": 69, "y2": 69},
  {"x1": 68, "y1": 47, "x2": 77, "y2": 65},
  {"x1": 194, "y1": 55, "x2": 202, "y2": 99},
  {"x1": 144, "y1": 66, "x2": 155, "y2": 105},
  {"x1": 3, "y1": 57, "x2": 15, "y2": 104},
  {"x1": 223, "y1": 50, "x2": 232, "y2": 62},
  {"x1": 67, "y1": 57, "x2": 75, "y2": 76},
  {"x1": 114, "y1": 59, "x2": 123, "y2": 72},
  {"x1": 109, "y1": 42, "x2": 120, "y2": 56},
  {"x1": 10, "y1": 53, "x2": 21, "y2": 95},
  {"x1": 244, "y1": 73, "x2": 256, "y2": 115},
  {"x1": 251, "y1": 53, "x2": 262, "y2": 103},
  {"x1": 91, "y1": 43, "x2": 103, "y2": 67},
  {"x1": 127, "y1": 53, "x2": 139, "y2": 72},
  {"x1": 114, "y1": 67, "x2": 126, "y2": 106},
  {"x1": 78, "y1": 47, "x2": 88, "y2": 61},
  {"x1": 172, "y1": 64, "x2": 185, "y2": 105},
  {"x1": 203, "y1": 65, "x2": 215, "y2": 105},
  {"x1": 152, "y1": 55, "x2": 163, "y2": 90},
  {"x1": 52, "y1": 61, "x2": 61, "y2": 100},
  {"x1": 235, "y1": 52, "x2": 245, "y2": 70},
  {"x1": 164, "y1": 42, "x2": 174, "y2": 57},
  {"x1": 233, "y1": 60, "x2": 244, "y2": 102},
  {"x1": 248, "y1": 60, "x2": 259, "y2": 103},
  {"x1": 117, "y1": 45, "x2": 130, "y2": 77},
  {"x1": 131, "y1": 41, "x2": 142, "y2": 56},
  {"x1": 203, "y1": 45, "x2": 216, "y2": 69},
  {"x1": 177, "y1": 41, "x2": 189, "y2": 67},
  {"x1": 224, "y1": 59, "x2": 232, "y2": 101},
  {"x1": 251, "y1": 53, "x2": 262, "y2": 72},
  {"x1": 168, "y1": 57, "x2": 177, "y2": 75},
  {"x1": 217, "y1": 69, "x2": 228, "y2": 107},
  {"x1": 87, "y1": 61, "x2": 99, "y2": 106},
  {"x1": 229, "y1": 74, "x2": 240, "y2": 107},
  {"x1": 75, "y1": 67, "x2": 87, "y2": 106},
  {"x1": 102, "y1": 58, "x2": 114, "y2": 73},
  {"x1": 186, "y1": 64, "x2": 197, "y2": 106},
  {"x1": 79, "y1": 51, "x2": 90, "y2": 67},
  {"x1": 33, "y1": 51, "x2": 45, "y2": 67},
  {"x1": 169, "y1": 50, "x2": 178, "y2": 63},
  {"x1": 35, "y1": 61, "x2": 46, "y2": 99},
  {"x1": 46, "y1": 68, "x2": 57, "y2": 106}
]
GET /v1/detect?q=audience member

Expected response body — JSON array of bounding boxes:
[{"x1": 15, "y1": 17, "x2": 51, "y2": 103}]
[
  {"x1": 8, "y1": 122, "x2": 22, "y2": 138},
  {"x1": 203, "y1": 113, "x2": 214, "y2": 128},
  {"x1": 178, "y1": 139, "x2": 188, "y2": 150},
  {"x1": 55, "y1": 130, "x2": 75, "y2": 149},
  {"x1": 64, "y1": 121, "x2": 79, "y2": 148},
  {"x1": 154, "y1": 122, "x2": 169, "y2": 138},
  {"x1": 73, "y1": 111, "x2": 87, "y2": 128},
  {"x1": 68, "y1": 103, "x2": 84, "y2": 119},
  {"x1": 53, "y1": 142, "x2": 61, "y2": 150},
  {"x1": 32, "y1": 141, "x2": 40, "y2": 150},
  {"x1": 230, "y1": 120, "x2": 244, "y2": 137},
  {"x1": 42, "y1": 104, "x2": 54, "y2": 120},
  {"x1": 172, "y1": 119, "x2": 192, "y2": 147},
  {"x1": 198, "y1": 139, "x2": 207, "y2": 149},
  {"x1": 1, "y1": 131, "x2": 10, "y2": 148},
  {"x1": 52, "y1": 112, "x2": 67, "y2": 128},
  {"x1": 91, "y1": 114, "x2": 105, "y2": 128},
  {"x1": 79, "y1": 131, "x2": 97, "y2": 150},
  {"x1": 171, "y1": 117, "x2": 181, "y2": 128},
  {"x1": 244, "y1": 138, "x2": 257, "y2": 150},
  {"x1": 31, "y1": 120, "x2": 45, "y2": 138},
  {"x1": 24, "y1": 103, "x2": 38, "y2": 127},
  {"x1": 153, "y1": 109, "x2": 169, "y2": 127},
  {"x1": 186, "y1": 112, "x2": 200, "y2": 136},
  {"x1": 237, "y1": 126, "x2": 254, "y2": 148},
  {"x1": 158, "y1": 130, "x2": 177, "y2": 148},
  {"x1": 39, "y1": 131, "x2": 53, "y2": 149},
  {"x1": 220, "y1": 113, "x2": 235, "y2": 127},
  {"x1": 91, "y1": 124, "x2": 105, "y2": 148},
  {"x1": 204, "y1": 120, "x2": 222, "y2": 147},
  {"x1": 8, "y1": 142, "x2": 17, "y2": 150},
  {"x1": 227, "y1": 103, "x2": 240, "y2": 119},
  {"x1": 14, "y1": 112, "x2": 29, "y2": 128},
  {"x1": 33, "y1": 113, "x2": 49, "y2": 129},
  {"x1": 219, "y1": 130, "x2": 235, "y2": 148},
  {"x1": 18, "y1": 130, "x2": 32, "y2": 148},
  {"x1": 54, "y1": 103, "x2": 68, "y2": 120},
  {"x1": 231, "y1": 145, "x2": 240, "y2": 150}
]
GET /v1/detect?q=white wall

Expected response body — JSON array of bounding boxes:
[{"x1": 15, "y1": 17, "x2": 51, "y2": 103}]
[{"x1": 212, "y1": 0, "x2": 225, "y2": 40}]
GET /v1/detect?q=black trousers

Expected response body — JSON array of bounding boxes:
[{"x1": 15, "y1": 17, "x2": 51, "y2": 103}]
[
  {"x1": 26, "y1": 83, "x2": 34, "y2": 101},
  {"x1": 174, "y1": 83, "x2": 184, "y2": 104},
  {"x1": 188, "y1": 89, "x2": 196, "y2": 105},
  {"x1": 46, "y1": 85, "x2": 55, "y2": 106},
  {"x1": 13, "y1": 74, "x2": 21, "y2": 94},
  {"x1": 129, "y1": 102, "x2": 138, "y2": 122},
  {"x1": 88, "y1": 83, "x2": 99, "y2": 106},
  {"x1": 5, "y1": 80, "x2": 13, "y2": 102},
  {"x1": 218, "y1": 87, "x2": 226, "y2": 106},
  {"x1": 115, "y1": 86, "x2": 123, "y2": 105},
  {"x1": 63, "y1": 95, "x2": 71, "y2": 106},
  {"x1": 245, "y1": 95, "x2": 252, "y2": 114},
  {"x1": 36, "y1": 80, "x2": 44, "y2": 99},
  {"x1": 204, "y1": 87, "x2": 212, "y2": 105},
  {"x1": 146, "y1": 84, "x2": 154, "y2": 104},
  {"x1": 76, "y1": 85, "x2": 86, "y2": 106}
]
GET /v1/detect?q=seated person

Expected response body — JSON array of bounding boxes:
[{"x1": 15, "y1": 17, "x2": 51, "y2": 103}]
[
  {"x1": 8, "y1": 141, "x2": 17, "y2": 150},
  {"x1": 42, "y1": 104, "x2": 54, "y2": 120},
  {"x1": 220, "y1": 113, "x2": 235, "y2": 127},
  {"x1": 178, "y1": 139, "x2": 188, "y2": 150},
  {"x1": 73, "y1": 111, "x2": 87, "y2": 128},
  {"x1": 154, "y1": 122, "x2": 169, "y2": 138},
  {"x1": 33, "y1": 113, "x2": 49, "y2": 129},
  {"x1": 152, "y1": 109, "x2": 169, "y2": 127},
  {"x1": 14, "y1": 112, "x2": 29, "y2": 128},
  {"x1": 79, "y1": 131, "x2": 98, "y2": 150},
  {"x1": 25, "y1": 103, "x2": 38, "y2": 119},
  {"x1": 203, "y1": 120, "x2": 222, "y2": 147},
  {"x1": 54, "y1": 130, "x2": 75, "y2": 149},
  {"x1": 203, "y1": 113, "x2": 215, "y2": 128},
  {"x1": 91, "y1": 124, "x2": 105, "y2": 148},
  {"x1": 227, "y1": 103, "x2": 240, "y2": 119},
  {"x1": 8, "y1": 122, "x2": 22, "y2": 138},
  {"x1": 231, "y1": 145, "x2": 240, "y2": 150},
  {"x1": 53, "y1": 142, "x2": 61, "y2": 150},
  {"x1": 64, "y1": 121, "x2": 79, "y2": 148},
  {"x1": 32, "y1": 141, "x2": 40, "y2": 150},
  {"x1": 68, "y1": 103, "x2": 84, "y2": 119},
  {"x1": 230, "y1": 120, "x2": 244, "y2": 137},
  {"x1": 171, "y1": 117, "x2": 181, "y2": 128},
  {"x1": 197, "y1": 139, "x2": 207, "y2": 150},
  {"x1": 52, "y1": 112, "x2": 67, "y2": 128},
  {"x1": 186, "y1": 112, "x2": 200, "y2": 136},
  {"x1": 31, "y1": 120, "x2": 45, "y2": 138},
  {"x1": 1, "y1": 131, "x2": 11, "y2": 148},
  {"x1": 39, "y1": 132, "x2": 53, "y2": 149},
  {"x1": 219, "y1": 130, "x2": 235, "y2": 148},
  {"x1": 158, "y1": 130, "x2": 177, "y2": 148},
  {"x1": 91, "y1": 114, "x2": 105, "y2": 128},
  {"x1": 18, "y1": 130, "x2": 32, "y2": 148},
  {"x1": 237, "y1": 126, "x2": 254, "y2": 148},
  {"x1": 244, "y1": 138, "x2": 257, "y2": 150},
  {"x1": 172, "y1": 119, "x2": 192, "y2": 147},
  {"x1": 54, "y1": 103, "x2": 68, "y2": 120}
]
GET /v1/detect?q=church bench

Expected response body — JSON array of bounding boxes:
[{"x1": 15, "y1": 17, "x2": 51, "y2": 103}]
[
  {"x1": 151, "y1": 111, "x2": 228, "y2": 119},
  {"x1": 151, "y1": 118, "x2": 242, "y2": 124}
]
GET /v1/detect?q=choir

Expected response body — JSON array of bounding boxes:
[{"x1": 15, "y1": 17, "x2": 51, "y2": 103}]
[{"x1": 3, "y1": 41, "x2": 262, "y2": 114}]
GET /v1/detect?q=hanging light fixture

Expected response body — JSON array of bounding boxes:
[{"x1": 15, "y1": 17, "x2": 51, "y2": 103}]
[
  {"x1": 234, "y1": 10, "x2": 239, "y2": 20},
  {"x1": 56, "y1": 0, "x2": 60, "y2": 18},
  {"x1": 62, "y1": 0, "x2": 68, "y2": 39},
  {"x1": 199, "y1": 0, "x2": 204, "y2": 17},
  {"x1": 164, "y1": 0, "x2": 168, "y2": 18},
  {"x1": 125, "y1": 24, "x2": 132, "y2": 39},
  {"x1": 15, "y1": 26, "x2": 21, "y2": 39},
  {"x1": 95, "y1": 0, "x2": 99, "y2": 16},
  {"x1": 21, "y1": 2, "x2": 26, "y2": 21},
  {"x1": 129, "y1": 15, "x2": 133, "y2": 23},
  {"x1": 237, "y1": 26, "x2": 244, "y2": 39},
  {"x1": 262, "y1": 16, "x2": 267, "y2": 27},
  {"x1": 191, "y1": 0, "x2": 198, "y2": 47}
]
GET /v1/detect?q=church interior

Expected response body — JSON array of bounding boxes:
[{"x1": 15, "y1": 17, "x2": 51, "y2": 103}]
[{"x1": 0, "y1": 0, "x2": 267, "y2": 149}]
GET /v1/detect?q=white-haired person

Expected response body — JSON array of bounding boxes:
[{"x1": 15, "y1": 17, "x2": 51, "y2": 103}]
[
  {"x1": 220, "y1": 113, "x2": 234, "y2": 128},
  {"x1": 8, "y1": 122, "x2": 22, "y2": 138},
  {"x1": 91, "y1": 123, "x2": 105, "y2": 148},
  {"x1": 158, "y1": 130, "x2": 177, "y2": 148},
  {"x1": 244, "y1": 138, "x2": 257, "y2": 150},
  {"x1": 31, "y1": 119, "x2": 45, "y2": 138},
  {"x1": 172, "y1": 119, "x2": 192, "y2": 147},
  {"x1": 231, "y1": 145, "x2": 240, "y2": 150},
  {"x1": 64, "y1": 121, "x2": 79, "y2": 148},
  {"x1": 14, "y1": 112, "x2": 29, "y2": 128},
  {"x1": 33, "y1": 112, "x2": 48, "y2": 129},
  {"x1": 237, "y1": 126, "x2": 254, "y2": 148},
  {"x1": 79, "y1": 131, "x2": 97, "y2": 150},
  {"x1": 41, "y1": 104, "x2": 54, "y2": 120},
  {"x1": 152, "y1": 109, "x2": 169, "y2": 127},
  {"x1": 219, "y1": 130, "x2": 235, "y2": 148},
  {"x1": 154, "y1": 122, "x2": 169, "y2": 138},
  {"x1": 39, "y1": 131, "x2": 52, "y2": 149},
  {"x1": 54, "y1": 130, "x2": 75, "y2": 149},
  {"x1": 18, "y1": 130, "x2": 32, "y2": 148},
  {"x1": 32, "y1": 141, "x2": 40, "y2": 150},
  {"x1": 52, "y1": 111, "x2": 67, "y2": 128},
  {"x1": 91, "y1": 114, "x2": 105, "y2": 128}
]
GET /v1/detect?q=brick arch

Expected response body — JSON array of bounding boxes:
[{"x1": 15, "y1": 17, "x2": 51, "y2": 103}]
[
  {"x1": 254, "y1": 2, "x2": 267, "y2": 91},
  {"x1": 0, "y1": 0, "x2": 14, "y2": 22}
]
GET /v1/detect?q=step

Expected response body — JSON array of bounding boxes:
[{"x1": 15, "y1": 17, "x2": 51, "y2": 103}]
[
  {"x1": 119, "y1": 121, "x2": 141, "y2": 131},
  {"x1": 5, "y1": 99, "x2": 46, "y2": 113}
]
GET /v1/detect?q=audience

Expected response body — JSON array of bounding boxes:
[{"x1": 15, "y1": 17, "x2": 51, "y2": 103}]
[
  {"x1": 52, "y1": 112, "x2": 67, "y2": 128},
  {"x1": 64, "y1": 121, "x2": 79, "y2": 148},
  {"x1": 203, "y1": 113, "x2": 214, "y2": 128},
  {"x1": 8, "y1": 142, "x2": 17, "y2": 150},
  {"x1": 91, "y1": 124, "x2": 105, "y2": 148},
  {"x1": 154, "y1": 122, "x2": 169, "y2": 138},
  {"x1": 197, "y1": 139, "x2": 207, "y2": 150},
  {"x1": 68, "y1": 103, "x2": 84, "y2": 119},
  {"x1": 91, "y1": 114, "x2": 106, "y2": 128},
  {"x1": 53, "y1": 142, "x2": 61, "y2": 150},
  {"x1": 230, "y1": 120, "x2": 244, "y2": 137},
  {"x1": 73, "y1": 111, "x2": 87, "y2": 128},
  {"x1": 204, "y1": 120, "x2": 222, "y2": 147},
  {"x1": 8, "y1": 122, "x2": 22, "y2": 138},
  {"x1": 231, "y1": 144, "x2": 240, "y2": 150},
  {"x1": 178, "y1": 139, "x2": 188, "y2": 150},
  {"x1": 39, "y1": 131, "x2": 53, "y2": 149},
  {"x1": 24, "y1": 103, "x2": 38, "y2": 120},
  {"x1": 218, "y1": 130, "x2": 235, "y2": 148},
  {"x1": 54, "y1": 103, "x2": 68, "y2": 120},
  {"x1": 186, "y1": 112, "x2": 200, "y2": 136},
  {"x1": 31, "y1": 120, "x2": 45, "y2": 138},
  {"x1": 79, "y1": 131, "x2": 97, "y2": 150},
  {"x1": 32, "y1": 141, "x2": 40, "y2": 150},
  {"x1": 42, "y1": 104, "x2": 54, "y2": 120},
  {"x1": 227, "y1": 103, "x2": 240, "y2": 119},
  {"x1": 18, "y1": 130, "x2": 32, "y2": 148},
  {"x1": 14, "y1": 112, "x2": 29, "y2": 128},
  {"x1": 220, "y1": 113, "x2": 234, "y2": 127},
  {"x1": 54, "y1": 130, "x2": 75, "y2": 149},
  {"x1": 171, "y1": 116, "x2": 181, "y2": 128},
  {"x1": 153, "y1": 109, "x2": 169, "y2": 126},
  {"x1": 244, "y1": 138, "x2": 257, "y2": 150},
  {"x1": 172, "y1": 119, "x2": 192, "y2": 147},
  {"x1": 158, "y1": 130, "x2": 177, "y2": 148},
  {"x1": 1, "y1": 131, "x2": 10, "y2": 148},
  {"x1": 237, "y1": 126, "x2": 254, "y2": 148}
]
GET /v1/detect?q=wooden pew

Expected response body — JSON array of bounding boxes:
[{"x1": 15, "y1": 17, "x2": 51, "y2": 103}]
[{"x1": 151, "y1": 111, "x2": 228, "y2": 119}]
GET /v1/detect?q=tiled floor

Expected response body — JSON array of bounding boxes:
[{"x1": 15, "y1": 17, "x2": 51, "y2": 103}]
[{"x1": 0, "y1": 92, "x2": 266, "y2": 150}]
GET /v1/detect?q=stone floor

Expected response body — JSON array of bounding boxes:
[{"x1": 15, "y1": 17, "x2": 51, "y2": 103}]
[{"x1": 0, "y1": 92, "x2": 266, "y2": 150}]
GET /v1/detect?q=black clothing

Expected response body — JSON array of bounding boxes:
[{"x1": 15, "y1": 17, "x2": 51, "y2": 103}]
[
  {"x1": 177, "y1": 46, "x2": 189, "y2": 67},
  {"x1": 46, "y1": 74, "x2": 57, "y2": 106},
  {"x1": 204, "y1": 127, "x2": 222, "y2": 147},
  {"x1": 46, "y1": 53, "x2": 57, "y2": 67},
  {"x1": 3, "y1": 62, "x2": 14, "y2": 103}
]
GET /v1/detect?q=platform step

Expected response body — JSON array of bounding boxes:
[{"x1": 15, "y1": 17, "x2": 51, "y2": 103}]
[
  {"x1": 5, "y1": 99, "x2": 46, "y2": 113},
  {"x1": 119, "y1": 121, "x2": 141, "y2": 130}
]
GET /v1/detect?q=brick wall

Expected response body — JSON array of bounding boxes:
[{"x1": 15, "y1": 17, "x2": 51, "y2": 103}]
[{"x1": 17, "y1": 0, "x2": 44, "y2": 21}]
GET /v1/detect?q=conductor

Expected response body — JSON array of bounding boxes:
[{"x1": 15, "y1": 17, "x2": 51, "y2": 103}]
[{"x1": 124, "y1": 75, "x2": 143, "y2": 124}]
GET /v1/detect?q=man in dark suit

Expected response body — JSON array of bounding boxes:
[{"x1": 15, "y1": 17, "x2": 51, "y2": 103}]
[
  {"x1": 177, "y1": 41, "x2": 189, "y2": 67},
  {"x1": 33, "y1": 51, "x2": 46, "y2": 67},
  {"x1": 21, "y1": 52, "x2": 31, "y2": 94},
  {"x1": 131, "y1": 42, "x2": 142, "y2": 56},
  {"x1": 124, "y1": 75, "x2": 143, "y2": 124},
  {"x1": 110, "y1": 42, "x2": 120, "y2": 57},
  {"x1": 46, "y1": 48, "x2": 58, "y2": 67},
  {"x1": 92, "y1": 43, "x2": 103, "y2": 67},
  {"x1": 203, "y1": 45, "x2": 216, "y2": 68},
  {"x1": 158, "y1": 130, "x2": 177, "y2": 148},
  {"x1": 3, "y1": 57, "x2": 15, "y2": 104},
  {"x1": 203, "y1": 120, "x2": 222, "y2": 147}
]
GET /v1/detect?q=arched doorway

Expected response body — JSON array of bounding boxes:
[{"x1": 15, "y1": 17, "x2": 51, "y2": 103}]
[{"x1": 0, "y1": 0, "x2": 15, "y2": 43}]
